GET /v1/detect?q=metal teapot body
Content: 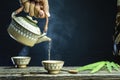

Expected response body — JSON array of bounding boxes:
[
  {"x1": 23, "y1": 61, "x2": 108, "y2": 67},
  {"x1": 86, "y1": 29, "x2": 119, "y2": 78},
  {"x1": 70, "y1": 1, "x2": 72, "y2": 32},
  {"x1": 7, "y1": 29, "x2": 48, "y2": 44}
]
[{"x1": 7, "y1": 7, "x2": 51, "y2": 47}]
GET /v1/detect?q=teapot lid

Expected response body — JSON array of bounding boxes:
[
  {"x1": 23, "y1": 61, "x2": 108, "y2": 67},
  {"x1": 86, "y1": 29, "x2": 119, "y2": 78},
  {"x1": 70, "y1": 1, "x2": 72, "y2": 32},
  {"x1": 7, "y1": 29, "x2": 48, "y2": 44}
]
[{"x1": 13, "y1": 16, "x2": 41, "y2": 35}]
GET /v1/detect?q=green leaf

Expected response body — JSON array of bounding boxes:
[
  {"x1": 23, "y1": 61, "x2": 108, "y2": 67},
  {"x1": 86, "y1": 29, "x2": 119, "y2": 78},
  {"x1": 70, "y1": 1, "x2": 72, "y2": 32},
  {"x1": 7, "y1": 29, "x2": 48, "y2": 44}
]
[
  {"x1": 111, "y1": 62, "x2": 119, "y2": 71},
  {"x1": 106, "y1": 61, "x2": 112, "y2": 73},
  {"x1": 90, "y1": 62, "x2": 106, "y2": 73},
  {"x1": 76, "y1": 61, "x2": 106, "y2": 72}
]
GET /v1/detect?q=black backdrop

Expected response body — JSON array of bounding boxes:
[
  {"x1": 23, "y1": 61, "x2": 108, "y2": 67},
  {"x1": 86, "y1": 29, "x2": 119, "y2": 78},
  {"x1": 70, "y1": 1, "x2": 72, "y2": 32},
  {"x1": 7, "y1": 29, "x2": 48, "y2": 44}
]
[{"x1": 0, "y1": 0, "x2": 119, "y2": 66}]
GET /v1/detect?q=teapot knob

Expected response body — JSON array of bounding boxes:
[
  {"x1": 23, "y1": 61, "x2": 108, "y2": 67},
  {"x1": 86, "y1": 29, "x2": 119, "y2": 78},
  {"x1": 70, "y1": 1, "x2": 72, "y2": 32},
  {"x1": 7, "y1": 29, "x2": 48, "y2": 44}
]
[{"x1": 26, "y1": 16, "x2": 38, "y2": 24}]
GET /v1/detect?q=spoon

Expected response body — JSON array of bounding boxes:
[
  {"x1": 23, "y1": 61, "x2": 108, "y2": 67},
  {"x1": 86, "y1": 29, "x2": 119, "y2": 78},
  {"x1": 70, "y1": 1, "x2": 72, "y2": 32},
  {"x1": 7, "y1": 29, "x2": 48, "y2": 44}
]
[{"x1": 61, "y1": 69, "x2": 78, "y2": 74}]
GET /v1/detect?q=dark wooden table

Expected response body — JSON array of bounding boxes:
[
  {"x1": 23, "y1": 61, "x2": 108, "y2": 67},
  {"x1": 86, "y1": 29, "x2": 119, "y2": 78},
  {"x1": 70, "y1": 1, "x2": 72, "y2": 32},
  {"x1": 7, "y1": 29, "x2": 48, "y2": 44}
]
[{"x1": 0, "y1": 67, "x2": 120, "y2": 80}]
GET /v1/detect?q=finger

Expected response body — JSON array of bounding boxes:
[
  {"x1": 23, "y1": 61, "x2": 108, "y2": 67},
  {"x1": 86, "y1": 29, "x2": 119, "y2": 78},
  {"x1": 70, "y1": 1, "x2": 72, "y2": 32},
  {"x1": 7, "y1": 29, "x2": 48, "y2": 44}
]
[
  {"x1": 35, "y1": 2, "x2": 45, "y2": 18},
  {"x1": 40, "y1": 5, "x2": 43, "y2": 10},
  {"x1": 43, "y1": 17, "x2": 49, "y2": 32},
  {"x1": 15, "y1": 6, "x2": 24, "y2": 14},
  {"x1": 29, "y1": 1, "x2": 35, "y2": 16},
  {"x1": 38, "y1": 10, "x2": 45, "y2": 18},
  {"x1": 20, "y1": 0, "x2": 28, "y2": 4},
  {"x1": 34, "y1": 3, "x2": 40, "y2": 18},
  {"x1": 42, "y1": 0, "x2": 50, "y2": 17},
  {"x1": 24, "y1": 1, "x2": 30, "y2": 13}
]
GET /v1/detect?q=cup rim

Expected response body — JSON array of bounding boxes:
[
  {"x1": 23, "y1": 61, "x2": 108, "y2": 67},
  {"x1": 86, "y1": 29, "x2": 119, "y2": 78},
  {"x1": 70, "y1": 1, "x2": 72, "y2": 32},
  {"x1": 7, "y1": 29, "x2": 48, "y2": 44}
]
[
  {"x1": 11, "y1": 56, "x2": 31, "y2": 59},
  {"x1": 42, "y1": 60, "x2": 64, "y2": 64}
]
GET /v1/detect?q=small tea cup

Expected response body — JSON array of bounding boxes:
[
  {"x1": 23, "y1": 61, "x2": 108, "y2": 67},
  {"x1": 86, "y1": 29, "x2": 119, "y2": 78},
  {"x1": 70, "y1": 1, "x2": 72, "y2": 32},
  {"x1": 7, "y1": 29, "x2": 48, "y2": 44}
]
[
  {"x1": 42, "y1": 60, "x2": 64, "y2": 74},
  {"x1": 11, "y1": 56, "x2": 31, "y2": 68}
]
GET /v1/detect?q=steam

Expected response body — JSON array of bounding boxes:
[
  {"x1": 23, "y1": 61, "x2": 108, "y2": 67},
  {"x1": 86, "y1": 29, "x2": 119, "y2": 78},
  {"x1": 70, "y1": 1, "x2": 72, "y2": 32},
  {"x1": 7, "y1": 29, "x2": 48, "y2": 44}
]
[
  {"x1": 18, "y1": 46, "x2": 29, "y2": 56},
  {"x1": 45, "y1": 0, "x2": 77, "y2": 60}
]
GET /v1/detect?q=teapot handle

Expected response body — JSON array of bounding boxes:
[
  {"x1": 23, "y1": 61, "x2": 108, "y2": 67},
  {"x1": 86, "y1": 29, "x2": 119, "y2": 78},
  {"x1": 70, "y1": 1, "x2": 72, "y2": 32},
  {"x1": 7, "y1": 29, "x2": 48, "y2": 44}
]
[{"x1": 43, "y1": 16, "x2": 49, "y2": 33}]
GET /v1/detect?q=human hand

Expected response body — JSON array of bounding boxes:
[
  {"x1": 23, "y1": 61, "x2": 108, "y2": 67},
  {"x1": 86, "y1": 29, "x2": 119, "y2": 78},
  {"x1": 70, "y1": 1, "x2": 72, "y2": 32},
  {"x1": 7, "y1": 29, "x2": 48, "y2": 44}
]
[{"x1": 20, "y1": 0, "x2": 50, "y2": 18}]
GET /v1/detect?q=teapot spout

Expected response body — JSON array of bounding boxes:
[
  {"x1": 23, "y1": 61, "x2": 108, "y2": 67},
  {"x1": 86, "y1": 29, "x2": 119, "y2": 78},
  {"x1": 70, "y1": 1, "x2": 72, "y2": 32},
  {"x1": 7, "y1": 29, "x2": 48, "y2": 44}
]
[{"x1": 36, "y1": 36, "x2": 51, "y2": 44}]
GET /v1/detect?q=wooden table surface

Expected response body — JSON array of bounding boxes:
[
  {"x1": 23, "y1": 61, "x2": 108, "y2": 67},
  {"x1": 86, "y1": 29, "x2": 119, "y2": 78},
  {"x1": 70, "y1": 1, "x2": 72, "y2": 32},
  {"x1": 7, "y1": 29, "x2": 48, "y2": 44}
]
[{"x1": 0, "y1": 66, "x2": 120, "y2": 80}]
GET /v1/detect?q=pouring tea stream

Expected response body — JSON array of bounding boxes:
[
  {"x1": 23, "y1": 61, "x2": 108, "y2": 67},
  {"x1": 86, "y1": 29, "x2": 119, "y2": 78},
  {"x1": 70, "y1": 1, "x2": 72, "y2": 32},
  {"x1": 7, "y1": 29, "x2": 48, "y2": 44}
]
[{"x1": 7, "y1": 7, "x2": 51, "y2": 47}]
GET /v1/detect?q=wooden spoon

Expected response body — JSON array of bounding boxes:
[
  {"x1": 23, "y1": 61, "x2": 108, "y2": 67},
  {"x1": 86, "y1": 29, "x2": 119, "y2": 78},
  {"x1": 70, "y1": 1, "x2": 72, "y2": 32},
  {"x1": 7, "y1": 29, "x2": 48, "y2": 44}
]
[{"x1": 61, "y1": 69, "x2": 78, "y2": 74}]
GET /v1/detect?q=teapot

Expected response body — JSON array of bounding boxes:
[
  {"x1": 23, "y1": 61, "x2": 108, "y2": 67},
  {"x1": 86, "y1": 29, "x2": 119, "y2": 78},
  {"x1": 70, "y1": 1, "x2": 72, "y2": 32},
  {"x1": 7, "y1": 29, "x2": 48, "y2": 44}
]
[{"x1": 7, "y1": 7, "x2": 51, "y2": 47}]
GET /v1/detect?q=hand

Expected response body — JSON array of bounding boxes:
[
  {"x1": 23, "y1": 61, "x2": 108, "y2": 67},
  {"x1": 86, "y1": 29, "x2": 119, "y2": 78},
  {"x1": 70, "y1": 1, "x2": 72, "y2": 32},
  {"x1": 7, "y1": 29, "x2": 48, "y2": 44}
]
[{"x1": 20, "y1": 0, "x2": 50, "y2": 18}]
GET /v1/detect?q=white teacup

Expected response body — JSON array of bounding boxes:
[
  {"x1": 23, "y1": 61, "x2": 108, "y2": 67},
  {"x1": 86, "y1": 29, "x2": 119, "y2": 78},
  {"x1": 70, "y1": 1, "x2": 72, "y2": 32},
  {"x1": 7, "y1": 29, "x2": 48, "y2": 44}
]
[
  {"x1": 42, "y1": 60, "x2": 64, "y2": 74},
  {"x1": 11, "y1": 56, "x2": 31, "y2": 68}
]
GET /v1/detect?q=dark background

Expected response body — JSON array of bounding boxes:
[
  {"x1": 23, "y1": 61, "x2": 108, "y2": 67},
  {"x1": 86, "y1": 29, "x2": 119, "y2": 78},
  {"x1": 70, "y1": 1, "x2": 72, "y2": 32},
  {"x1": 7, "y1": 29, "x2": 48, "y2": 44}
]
[{"x1": 0, "y1": 0, "x2": 119, "y2": 66}]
